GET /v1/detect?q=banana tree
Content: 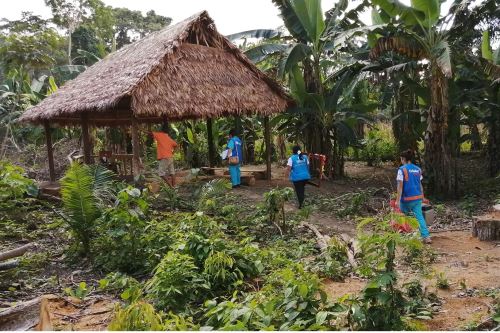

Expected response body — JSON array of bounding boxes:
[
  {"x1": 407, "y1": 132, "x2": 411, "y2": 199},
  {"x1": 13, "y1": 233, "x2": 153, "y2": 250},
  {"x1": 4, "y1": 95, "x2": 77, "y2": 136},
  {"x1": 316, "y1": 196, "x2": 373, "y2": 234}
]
[
  {"x1": 480, "y1": 31, "x2": 500, "y2": 176},
  {"x1": 369, "y1": 0, "x2": 459, "y2": 198},
  {"x1": 229, "y1": 0, "x2": 377, "y2": 176}
]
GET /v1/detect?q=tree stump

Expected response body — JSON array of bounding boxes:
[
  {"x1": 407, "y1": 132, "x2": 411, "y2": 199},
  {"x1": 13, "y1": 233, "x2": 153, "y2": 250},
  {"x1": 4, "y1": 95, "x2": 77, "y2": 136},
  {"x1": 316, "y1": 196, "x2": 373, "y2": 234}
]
[{"x1": 472, "y1": 212, "x2": 500, "y2": 241}]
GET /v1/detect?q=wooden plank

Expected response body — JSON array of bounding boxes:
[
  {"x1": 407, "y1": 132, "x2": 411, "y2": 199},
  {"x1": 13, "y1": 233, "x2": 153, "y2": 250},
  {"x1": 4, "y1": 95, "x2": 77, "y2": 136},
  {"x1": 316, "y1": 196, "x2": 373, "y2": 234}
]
[
  {"x1": 43, "y1": 121, "x2": 56, "y2": 182},
  {"x1": 263, "y1": 116, "x2": 271, "y2": 181},
  {"x1": 206, "y1": 118, "x2": 216, "y2": 167},
  {"x1": 81, "y1": 113, "x2": 93, "y2": 164},
  {"x1": 131, "y1": 118, "x2": 142, "y2": 178}
]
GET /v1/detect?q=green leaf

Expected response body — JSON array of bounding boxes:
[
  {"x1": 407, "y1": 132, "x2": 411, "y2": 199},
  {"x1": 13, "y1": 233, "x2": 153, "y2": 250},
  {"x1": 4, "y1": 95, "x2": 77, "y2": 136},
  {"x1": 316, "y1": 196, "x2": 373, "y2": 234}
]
[
  {"x1": 120, "y1": 289, "x2": 131, "y2": 300},
  {"x1": 481, "y1": 31, "x2": 493, "y2": 61},
  {"x1": 298, "y1": 284, "x2": 309, "y2": 298},
  {"x1": 410, "y1": 0, "x2": 440, "y2": 25},
  {"x1": 435, "y1": 40, "x2": 452, "y2": 78},
  {"x1": 316, "y1": 311, "x2": 328, "y2": 325},
  {"x1": 186, "y1": 127, "x2": 195, "y2": 144},
  {"x1": 278, "y1": 43, "x2": 312, "y2": 78},
  {"x1": 289, "y1": 0, "x2": 325, "y2": 46},
  {"x1": 226, "y1": 29, "x2": 280, "y2": 41}
]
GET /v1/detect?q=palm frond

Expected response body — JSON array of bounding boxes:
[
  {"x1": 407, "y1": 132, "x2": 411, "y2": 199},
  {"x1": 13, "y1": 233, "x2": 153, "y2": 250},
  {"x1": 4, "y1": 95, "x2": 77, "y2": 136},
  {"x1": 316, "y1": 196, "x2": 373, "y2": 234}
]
[
  {"x1": 90, "y1": 164, "x2": 117, "y2": 206},
  {"x1": 225, "y1": 29, "x2": 280, "y2": 41}
]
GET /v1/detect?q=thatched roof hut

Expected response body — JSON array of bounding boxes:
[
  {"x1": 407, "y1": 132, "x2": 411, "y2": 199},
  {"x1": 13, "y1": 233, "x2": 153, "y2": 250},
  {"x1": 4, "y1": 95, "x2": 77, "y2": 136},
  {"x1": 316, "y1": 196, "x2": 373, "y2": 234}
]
[
  {"x1": 21, "y1": 11, "x2": 290, "y2": 181},
  {"x1": 20, "y1": 11, "x2": 292, "y2": 126}
]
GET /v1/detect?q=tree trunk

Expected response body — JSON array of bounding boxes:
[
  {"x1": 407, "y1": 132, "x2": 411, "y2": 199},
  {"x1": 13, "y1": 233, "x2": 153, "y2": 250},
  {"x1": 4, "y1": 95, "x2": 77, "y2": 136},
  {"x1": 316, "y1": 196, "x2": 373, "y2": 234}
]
[
  {"x1": 392, "y1": 84, "x2": 419, "y2": 153},
  {"x1": 486, "y1": 86, "x2": 500, "y2": 176},
  {"x1": 67, "y1": 32, "x2": 72, "y2": 65},
  {"x1": 423, "y1": 64, "x2": 457, "y2": 198},
  {"x1": 470, "y1": 123, "x2": 483, "y2": 151}
]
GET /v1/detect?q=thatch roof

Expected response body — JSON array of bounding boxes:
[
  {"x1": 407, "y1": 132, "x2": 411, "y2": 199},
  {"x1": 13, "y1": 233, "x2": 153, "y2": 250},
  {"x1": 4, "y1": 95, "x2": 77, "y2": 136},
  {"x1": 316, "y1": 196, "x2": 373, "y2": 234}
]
[{"x1": 20, "y1": 11, "x2": 292, "y2": 126}]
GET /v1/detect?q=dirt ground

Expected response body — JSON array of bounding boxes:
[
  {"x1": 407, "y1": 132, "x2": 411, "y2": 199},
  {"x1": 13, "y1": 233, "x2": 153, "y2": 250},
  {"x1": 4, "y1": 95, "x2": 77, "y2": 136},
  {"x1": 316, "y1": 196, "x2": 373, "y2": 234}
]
[
  {"x1": 2, "y1": 159, "x2": 498, "y2": 331},
  {"x1": 235, "y1": 161, "x2": 499, "y2": 330}
]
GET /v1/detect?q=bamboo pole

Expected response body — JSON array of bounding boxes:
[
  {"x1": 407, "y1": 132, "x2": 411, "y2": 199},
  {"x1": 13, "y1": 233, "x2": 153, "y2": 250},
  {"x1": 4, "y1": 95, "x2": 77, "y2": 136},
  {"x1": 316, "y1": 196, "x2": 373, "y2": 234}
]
[
  {"x1": 264, "y1": 116, "x2": 271, "y2": 181},
  {"x1": 43, "y1": 121, "x2": 56, "y2": 182},
  {"x1": 206, "y1": 118, "x2": 215, "y2": 167},
  {"x1": 81, "y1": 113, "x2": 93, "y2": 164}
]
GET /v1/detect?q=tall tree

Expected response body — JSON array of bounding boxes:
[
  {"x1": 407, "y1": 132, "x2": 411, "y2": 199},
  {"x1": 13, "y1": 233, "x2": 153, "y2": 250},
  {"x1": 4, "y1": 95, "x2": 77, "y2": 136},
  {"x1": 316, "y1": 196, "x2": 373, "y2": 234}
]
[
  {"x1": 370, "y1": 0, "x2": 458, "y2": 198},
  {"x1": 45, "y1": 0, "x2": 91, "y2": 64},
  {"x1": 112, "y1": 8, "x2": 171, "y2": 49}
]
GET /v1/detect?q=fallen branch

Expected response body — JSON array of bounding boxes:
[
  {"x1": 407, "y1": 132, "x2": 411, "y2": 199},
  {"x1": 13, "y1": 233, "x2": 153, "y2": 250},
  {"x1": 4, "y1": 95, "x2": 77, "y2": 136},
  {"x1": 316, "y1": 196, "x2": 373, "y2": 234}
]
[
  {"x1": 300, "y1": 222, "x2": 330, "y2": 251},
  {"x1": 0, "y1": 243, "x2": 36, "y2": 262},
  {"x1": 339, "y1": 234, "x2": 359, "y2": 269}
]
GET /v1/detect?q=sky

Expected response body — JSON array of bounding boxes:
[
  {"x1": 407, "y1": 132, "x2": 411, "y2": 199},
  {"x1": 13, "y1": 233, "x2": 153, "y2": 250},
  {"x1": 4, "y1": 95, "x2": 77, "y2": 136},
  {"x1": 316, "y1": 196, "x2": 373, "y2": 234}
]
[{"x1": 1, "y1": 0, "x2": 371, "y2": 35}]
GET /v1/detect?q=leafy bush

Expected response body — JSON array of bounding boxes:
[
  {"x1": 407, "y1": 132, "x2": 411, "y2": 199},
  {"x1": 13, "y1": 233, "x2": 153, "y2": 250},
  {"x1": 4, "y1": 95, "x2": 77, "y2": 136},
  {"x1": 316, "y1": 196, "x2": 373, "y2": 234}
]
[
  {"x1": 93, "y1": 187, "x2": 150, "y2": 273},
  {"x1": 310, "y1": 237, "x2": 351, "y2": 281},
  {"x1": 108, "y1": 301, "x2": 164, "y2": 331},
  {"x1": 145, "y1": 251, "x2": 206, "y2": 311},
  {"x1": 196, "y1": 178, "x2": 232, "y2": 214},
  {"x1": 356, "y1": 213, "x2": 420, "y2": 277},
  {"x1": 359, "y1": 125, "x2": 397, "y2": 166},
  {"x1": 0, "y1": 160, "x2": 38, "y2": 207},
  {"x1": 263, "y1": 187, "x2": 294, "y2": 233},
  {"x1": 203, "y1": 264, "x2": 333, "y2": 330}
]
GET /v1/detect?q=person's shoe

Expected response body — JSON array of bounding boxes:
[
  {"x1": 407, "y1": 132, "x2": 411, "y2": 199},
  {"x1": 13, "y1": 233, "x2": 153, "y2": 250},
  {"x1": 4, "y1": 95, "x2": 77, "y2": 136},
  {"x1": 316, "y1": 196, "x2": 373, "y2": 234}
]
[{"x1": 423, "y1": 237, "x2": 432, "y2": 244}]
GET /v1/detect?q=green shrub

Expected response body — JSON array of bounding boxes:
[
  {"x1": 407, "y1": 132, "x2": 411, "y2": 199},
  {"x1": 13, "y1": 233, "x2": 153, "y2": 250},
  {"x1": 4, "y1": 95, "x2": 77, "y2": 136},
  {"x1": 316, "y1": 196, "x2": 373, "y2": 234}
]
[
  {"x1": 93, "y1": 187, "x2": 149, "y2": 273},
  {"x1": 145, "y1": 251, "x2": 207, "y2": 311},
  {"x1": 359, "y1": 125, "x2": 397, "y2": 166},
  {"x1": 203, "y1": 264, "x2": 332, "y2": 330},
  {"x1": 311, "y1": 237, "x2": 351, "y2": 281},
  {"x1": 0, "y1": 161, "x2": 38, "y2": 209},
  {"x1": 108, "y1": 301, "x2": 164, "y2": 331}
]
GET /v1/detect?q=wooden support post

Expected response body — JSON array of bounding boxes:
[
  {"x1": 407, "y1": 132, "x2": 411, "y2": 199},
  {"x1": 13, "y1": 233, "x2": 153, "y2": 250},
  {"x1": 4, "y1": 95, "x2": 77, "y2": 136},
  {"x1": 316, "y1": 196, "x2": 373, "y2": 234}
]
[
  {"x1": 81, "y1": 113, "x2": 93, "y2": 164},
  {"x1": 207, "y1": 118, "x2": 215, "y2": 167},
  {"x1": 264, "y1": 116, "x2": 272, "y2": 181},
  {"x1": 43, "y1": 121, "x2": 56, "y2": 182},
  {"x1": 131, "y1": 118, "x2": 142, "y2": 178}
]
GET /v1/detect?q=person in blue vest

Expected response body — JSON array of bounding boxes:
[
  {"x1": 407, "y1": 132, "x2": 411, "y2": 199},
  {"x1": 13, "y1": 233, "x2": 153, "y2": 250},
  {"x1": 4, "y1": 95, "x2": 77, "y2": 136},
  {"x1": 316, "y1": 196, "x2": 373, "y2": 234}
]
[
  {"x1": 286, "y1": 145, "x2": 311, "y2": 209},
  {"x1": 226, "y1": 129, "x2": 243, "y2": 188},
  {"x1": 396, "y1": 149, "x2": 431, "y2": 244}
]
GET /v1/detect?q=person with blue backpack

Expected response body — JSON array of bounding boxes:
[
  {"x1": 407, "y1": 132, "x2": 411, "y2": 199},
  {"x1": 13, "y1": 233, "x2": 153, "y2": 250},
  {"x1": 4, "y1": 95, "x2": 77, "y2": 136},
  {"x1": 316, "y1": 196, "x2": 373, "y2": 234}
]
[
  {"x1": 226, "y1": 129, "x2": 243, "y2": 188},
  {"x1": 286, "y1": 145, "x2": 311, "y2": 209},
  {"x1": 395, "y1": 149, "x2": 432, "y2": 244}
]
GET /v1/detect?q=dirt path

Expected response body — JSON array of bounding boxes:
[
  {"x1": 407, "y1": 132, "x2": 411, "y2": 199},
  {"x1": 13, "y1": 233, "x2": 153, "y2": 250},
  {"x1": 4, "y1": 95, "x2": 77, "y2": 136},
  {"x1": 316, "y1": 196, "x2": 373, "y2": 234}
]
[{"x1": 323, "y1": 231, "x2": 500, "y2": 330}]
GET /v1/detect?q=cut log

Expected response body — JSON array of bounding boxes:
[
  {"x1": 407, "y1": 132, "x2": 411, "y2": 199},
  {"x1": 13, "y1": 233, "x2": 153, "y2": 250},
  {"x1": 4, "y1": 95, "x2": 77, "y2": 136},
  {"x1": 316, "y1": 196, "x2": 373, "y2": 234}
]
[
  {"x1": 0, "y1": 243, "x2": 36, "y2": 262},
  {"x1": 0, "y1": 259, "x2": 19, "y2": 271},
  {"x1": 0, "y1": 297, "x2": 41, "y2": 331},
  {"x1": 472, "y1": 213, "x2": 500, "y2": 241}
]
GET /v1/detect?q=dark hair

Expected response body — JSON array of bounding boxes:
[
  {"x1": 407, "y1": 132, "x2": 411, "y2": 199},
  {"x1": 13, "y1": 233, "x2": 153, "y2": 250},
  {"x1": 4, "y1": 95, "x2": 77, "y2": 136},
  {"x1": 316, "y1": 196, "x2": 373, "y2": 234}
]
[
  {"x1": 400, "y1": 149, "x2": 414, "y2": 162},
  {"x1": 161, "y1": 122, "x2": 169, "y2": 133},
  {"x1": 292, "y1": 145, "x2": 304, "y2": 160},
  {"x1": 229, "y1": 129, "x2": 237, "y2": 137}
]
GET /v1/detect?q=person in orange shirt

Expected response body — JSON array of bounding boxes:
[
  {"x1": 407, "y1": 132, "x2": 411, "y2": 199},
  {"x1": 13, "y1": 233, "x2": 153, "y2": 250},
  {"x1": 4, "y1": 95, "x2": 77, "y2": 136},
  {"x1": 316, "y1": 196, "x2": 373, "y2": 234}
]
[{"x1": 151, "y1": 127, "x2": 178, "y2": 187}]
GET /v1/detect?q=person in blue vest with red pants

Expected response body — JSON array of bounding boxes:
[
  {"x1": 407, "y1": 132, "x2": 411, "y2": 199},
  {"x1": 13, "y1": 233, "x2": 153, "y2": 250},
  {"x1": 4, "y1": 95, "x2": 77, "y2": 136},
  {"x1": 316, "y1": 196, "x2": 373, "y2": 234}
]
[
  {"x1": 227, "y1": 129, "x2": 242, "y2": 188},
  {"x1": 396, "y1": 149, "x2": 431, "y2": 244},
  {"x1": 286, "y1": 145, "x2": 311, "y2": 209}
]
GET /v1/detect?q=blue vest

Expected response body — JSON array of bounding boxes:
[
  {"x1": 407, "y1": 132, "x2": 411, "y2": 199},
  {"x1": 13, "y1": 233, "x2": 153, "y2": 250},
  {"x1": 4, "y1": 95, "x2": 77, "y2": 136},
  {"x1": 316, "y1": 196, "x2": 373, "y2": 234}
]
[
  {"x1": 227, "y1": 137, "x2": 242, "y2": 162},
  {"x1": 289, "y1": 154, "x2": 311, "y2": 182},
  {"x1": 399, "y1": 163, "x2": 423, "y2": 202}
]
